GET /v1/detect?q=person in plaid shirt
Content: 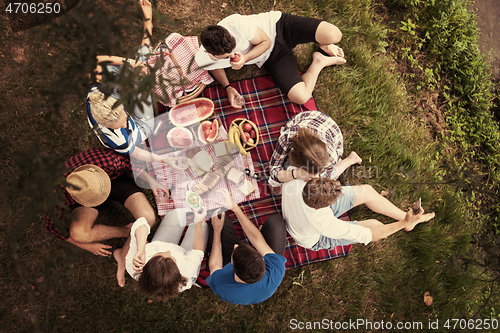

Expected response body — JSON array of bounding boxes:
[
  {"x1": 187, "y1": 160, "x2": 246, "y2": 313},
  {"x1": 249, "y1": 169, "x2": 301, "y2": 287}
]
[
  {"x1": 268, "y1": 111, "x2": 362, "y2": 195},
  {"x1": 45, "y1": 147, "x2": 167, "y2": 286}
]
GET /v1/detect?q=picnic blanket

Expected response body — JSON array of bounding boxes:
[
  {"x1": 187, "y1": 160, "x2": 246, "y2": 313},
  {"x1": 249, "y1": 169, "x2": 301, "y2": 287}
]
[{"x1": 196, "y1": 75, "x2": 352, "y2": 270}]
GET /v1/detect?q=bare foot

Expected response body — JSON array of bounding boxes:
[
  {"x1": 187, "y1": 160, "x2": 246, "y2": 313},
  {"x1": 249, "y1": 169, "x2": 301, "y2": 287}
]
[
  {"x1": 405, "y1": 212, "x2": 435, "y2": 231},
  {"x1": 320, "y1": 44, "x2": 344, "y2": 57},
  {"x1": 346, "y1": 151, "x2": 362, "y2": 165},
  {"x1": 113, "y1": 248, "x2": 126, "y2": 287},
  {"x1": 312, "y1": 52, "x2": 346, "y2": 68},
  {"x1": 140, "y1": 0, "x2": 152, "y2": 22}
]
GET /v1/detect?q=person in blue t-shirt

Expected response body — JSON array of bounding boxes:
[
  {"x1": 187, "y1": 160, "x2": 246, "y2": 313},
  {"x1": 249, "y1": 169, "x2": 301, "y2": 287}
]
[{"x1": 207, "y1": 189, "x2": 287, "y2": 305}]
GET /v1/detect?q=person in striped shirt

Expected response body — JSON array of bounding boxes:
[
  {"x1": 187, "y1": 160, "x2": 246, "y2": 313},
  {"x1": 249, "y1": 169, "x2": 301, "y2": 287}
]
[{"x1": 87, "y1": 0, "x2": 187, "y2": 171}]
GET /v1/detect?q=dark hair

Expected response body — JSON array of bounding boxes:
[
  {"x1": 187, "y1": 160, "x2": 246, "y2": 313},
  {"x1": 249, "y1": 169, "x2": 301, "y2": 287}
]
[
  {"x1": 200, "y1": 25, "x2": 236, "y2": 56},
  {"x1": 303, "y1": 178, "x2": 343, "y2": 209},
  {"x1": 232, "y1": 243, "x2": 265, "y2": 283},
  {"x1": 137, "y1": 256, "x2": 187, "y2": 300},
  {"x1": 289, "y1": 128, "x2": 329, "y2": 175}
]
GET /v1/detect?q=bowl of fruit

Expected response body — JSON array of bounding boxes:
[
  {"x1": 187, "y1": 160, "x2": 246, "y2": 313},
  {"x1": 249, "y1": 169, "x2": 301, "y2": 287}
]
[{"x1": 228, "y1": 118, "x2": 259, "y2": 154}]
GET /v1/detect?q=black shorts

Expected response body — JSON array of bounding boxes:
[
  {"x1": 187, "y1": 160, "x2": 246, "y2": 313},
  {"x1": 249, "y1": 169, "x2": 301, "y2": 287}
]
[
  {"x1": 263, "y1": 13, "x2": 323, "y2": 95},
  {"x1": 69, "y1": 172, "x2": 143, "y2": 211}
]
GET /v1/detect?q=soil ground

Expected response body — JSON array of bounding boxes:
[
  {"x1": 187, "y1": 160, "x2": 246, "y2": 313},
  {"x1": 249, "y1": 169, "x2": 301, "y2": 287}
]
[{"x1": 474, "y1": 0, "x2": 500, "y2": 79}]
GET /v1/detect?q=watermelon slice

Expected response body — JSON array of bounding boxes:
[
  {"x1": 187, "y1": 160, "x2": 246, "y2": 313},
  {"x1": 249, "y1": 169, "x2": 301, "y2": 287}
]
[
  {"x1": 166, "y1": 127, "x2": 194, "y2": 148},
  {"x1": 198, "y1": 119, "x2": 219, "y2": 143},
  {"x1": 169, "y1": 97, "x2": 214, "y2": 127}
]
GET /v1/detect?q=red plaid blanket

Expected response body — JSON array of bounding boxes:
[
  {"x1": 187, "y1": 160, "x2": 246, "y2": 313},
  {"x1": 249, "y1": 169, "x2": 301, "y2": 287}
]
[{"x1": 199, "y1": 75, "x2": 352, "y2": 270}]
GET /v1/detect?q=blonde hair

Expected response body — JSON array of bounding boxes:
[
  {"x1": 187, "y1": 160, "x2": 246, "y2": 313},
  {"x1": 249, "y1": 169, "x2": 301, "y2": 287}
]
[{"x1": 88, "y1": 91, "x2": 124, "y2": 127}]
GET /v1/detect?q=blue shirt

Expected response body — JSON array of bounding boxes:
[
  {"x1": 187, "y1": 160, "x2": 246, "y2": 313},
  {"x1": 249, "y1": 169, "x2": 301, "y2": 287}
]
[{"x1": 207, "y1": 253, "x2": 287, "y2": 305}]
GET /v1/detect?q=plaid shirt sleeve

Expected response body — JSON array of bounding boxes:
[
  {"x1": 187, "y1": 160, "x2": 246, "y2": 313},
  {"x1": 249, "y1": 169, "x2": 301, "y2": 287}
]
[{"x1": 269, "y1": 124, "x2": 298, "y2": 187}]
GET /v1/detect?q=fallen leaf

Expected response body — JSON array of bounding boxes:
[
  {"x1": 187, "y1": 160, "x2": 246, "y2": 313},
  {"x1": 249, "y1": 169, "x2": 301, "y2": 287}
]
[
  {"x1": 147, "y1": 299, "x2": 153, "y2": 303},
  {"x1": 424, "y1": 292, "x2": 433, "y2": 306},
  {"x1": 59, "y1": 315, "x2": 66, "y2": 319},
  {"x1": 380, "y1": 190, "x2": 389, "y2": 197},
  {"x1": 36, "y1": 276, "x2": 44, "y2": 283}
]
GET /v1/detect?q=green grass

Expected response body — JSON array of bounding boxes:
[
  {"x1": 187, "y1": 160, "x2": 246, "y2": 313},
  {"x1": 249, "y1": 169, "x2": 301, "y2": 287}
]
[{"x1": 1, "y1": 0, "x2": 499, "y2": 332}]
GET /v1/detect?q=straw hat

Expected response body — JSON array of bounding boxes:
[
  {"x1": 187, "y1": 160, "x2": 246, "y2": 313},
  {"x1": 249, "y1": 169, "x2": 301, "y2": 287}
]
[{"x1": 66, "y1": 164, "x2": 111, "y2": 207}]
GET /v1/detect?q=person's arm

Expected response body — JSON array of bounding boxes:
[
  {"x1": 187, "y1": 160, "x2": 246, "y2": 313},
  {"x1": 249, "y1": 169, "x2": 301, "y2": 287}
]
[
  {"x1": 136, "y1": 168, "x2": 169, "y2": 202},
  {"x1": 132, "y1": 224, "x2": 148, "y2": 273},
  {"x1": 209, "y1": 209, "x2": 225, "y2": 274},
  {"x1": 130, "y1": 147, "x2": 188, "y2": 170},
  {"x1": 215, "y1": 189, "x2": 273, "y2": 256},
  {"x1": 191, "y1": 205, "x2": 208, "y2": 252},
  {"x1": 209, "y1": 68, "x2": 243, "y2": 109},
  {"x1": 229, "y1": 27, "x2": 271, "y2": 70},
  {"x1": 94, "y1": 56, "x2": 145, "y2": 82}
]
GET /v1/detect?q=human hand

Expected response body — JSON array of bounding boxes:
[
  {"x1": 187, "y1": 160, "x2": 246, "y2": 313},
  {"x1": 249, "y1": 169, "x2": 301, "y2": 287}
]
[
  {"x1": 192, "y1": 202, "x2": 207, "y2": 223},
  {"x1": 211, "y1": 208, "x2": 225, "y2": 233},
  {"x1": 79, "y1": 242, "x2": 113, "y2": 256},
  {"x1": 148, "y1": 180, "x2": 169, "y2": 203},
  {"x1": 404, "y1": 205, "x2": 424, "y2": 225},
  {"x1": 214, "y1": 188, "x2": 236, "y2": 210},
  {"x1": 230, "y1": 52, "x2": 245, "y2": 70},
  {"x1": 163, "y1": 156, "x2": 189, "y2": 171},
  {"x1": 227, "y1": 88, "x2": 244, "y2": 109},
  {"x1": 133, "y1": 250, "x2": 146, "y2": 273}
]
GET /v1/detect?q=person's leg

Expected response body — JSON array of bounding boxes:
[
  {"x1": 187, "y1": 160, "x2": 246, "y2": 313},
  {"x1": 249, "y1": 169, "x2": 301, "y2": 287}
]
[
  {"x1": 69, "y1": 207, "x2": 130, "y2": 243},
  {"x1": 352, "y1": 185, "x2": 407, "y2": 221},
  {"x1": 315, "y1": 21, "x2": 344, "y2": 57},
  {"x1": 288, "y1": 53, "x2": 346, "y2": 104},
  {"x1": 351, "y1": 184, "x2": 435, "y2": 227},
  {"x1": 152, "y1": 209, "x2": 186, "y2": 243},
  {"x1": 260, "y1": 214, "x2": 287, "y2": 256},
  {"x1": 139, "y1": 0, "x2": 153, "y2": 47},
  {"x1": 276, "y1": 14, "x2": 346, "y2": 105},
  {"x1": 124, "y1": 192, "x2": 156, "y2": 227}
]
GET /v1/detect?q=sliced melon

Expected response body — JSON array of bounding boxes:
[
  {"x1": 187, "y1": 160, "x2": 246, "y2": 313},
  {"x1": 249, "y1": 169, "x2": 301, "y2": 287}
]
[
  {"x1": 169, "y1": 97, "x2": 214, "y2": 127},
  {"x1": 198, "y1": 119, "x2": 219, "y2": 143},
  {"x1": 166, "y1": 127, "x2": 193, "y2": 148}
]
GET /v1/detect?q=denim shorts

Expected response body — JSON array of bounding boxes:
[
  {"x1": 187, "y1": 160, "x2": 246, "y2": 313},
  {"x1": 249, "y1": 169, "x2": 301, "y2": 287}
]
[{"x1": 311, "y1": 186, "x2": 358, "y2": 251}]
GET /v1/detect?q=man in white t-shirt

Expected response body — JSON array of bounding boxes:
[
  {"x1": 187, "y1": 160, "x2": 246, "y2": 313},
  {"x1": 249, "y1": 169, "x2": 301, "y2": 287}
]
[
  {"x1": 195, "y1": 11, "x2": 346, "y2": 107},
  {"x1": 282, "y1": 175, "x2": 436, "y2": 250}
]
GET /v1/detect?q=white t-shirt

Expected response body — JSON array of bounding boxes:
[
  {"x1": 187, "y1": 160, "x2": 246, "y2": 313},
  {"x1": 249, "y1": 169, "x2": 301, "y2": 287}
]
[
  {"x1": 195, "y1": 11, "x2": 282, "y2": 70},
  {"x1": 281, "y1": 173, "x2": 372, "y2": 249},
  {"x1": 125, "y1": 218, "x2": 204, "y2": 291}
]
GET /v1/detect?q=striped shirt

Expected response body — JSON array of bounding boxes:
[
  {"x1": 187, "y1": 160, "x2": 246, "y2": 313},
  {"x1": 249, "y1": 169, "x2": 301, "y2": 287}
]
[
  {"x1": 268, "y1": 111, "x2": 343, "y2": 187},
  {"x1": 86, "y1": 88, "x2": 144, "y2": 155}
]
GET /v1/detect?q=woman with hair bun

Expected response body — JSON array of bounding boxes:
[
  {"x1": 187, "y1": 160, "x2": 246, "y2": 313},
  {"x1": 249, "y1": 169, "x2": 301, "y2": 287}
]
[{"x1": 269, "y1": 111, "x2": 362, "y2": 195}]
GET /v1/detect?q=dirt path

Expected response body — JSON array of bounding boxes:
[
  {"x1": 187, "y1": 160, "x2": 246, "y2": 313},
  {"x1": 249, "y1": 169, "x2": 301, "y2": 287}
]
[{"x1": 474, "y1": 0, "x2": 500, "y2": 79}]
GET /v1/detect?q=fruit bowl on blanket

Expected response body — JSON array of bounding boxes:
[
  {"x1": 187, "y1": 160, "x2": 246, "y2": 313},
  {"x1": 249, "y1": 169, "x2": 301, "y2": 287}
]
[{"x1": 229, "y1": 118, "x2": 259, "y2": 151}]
